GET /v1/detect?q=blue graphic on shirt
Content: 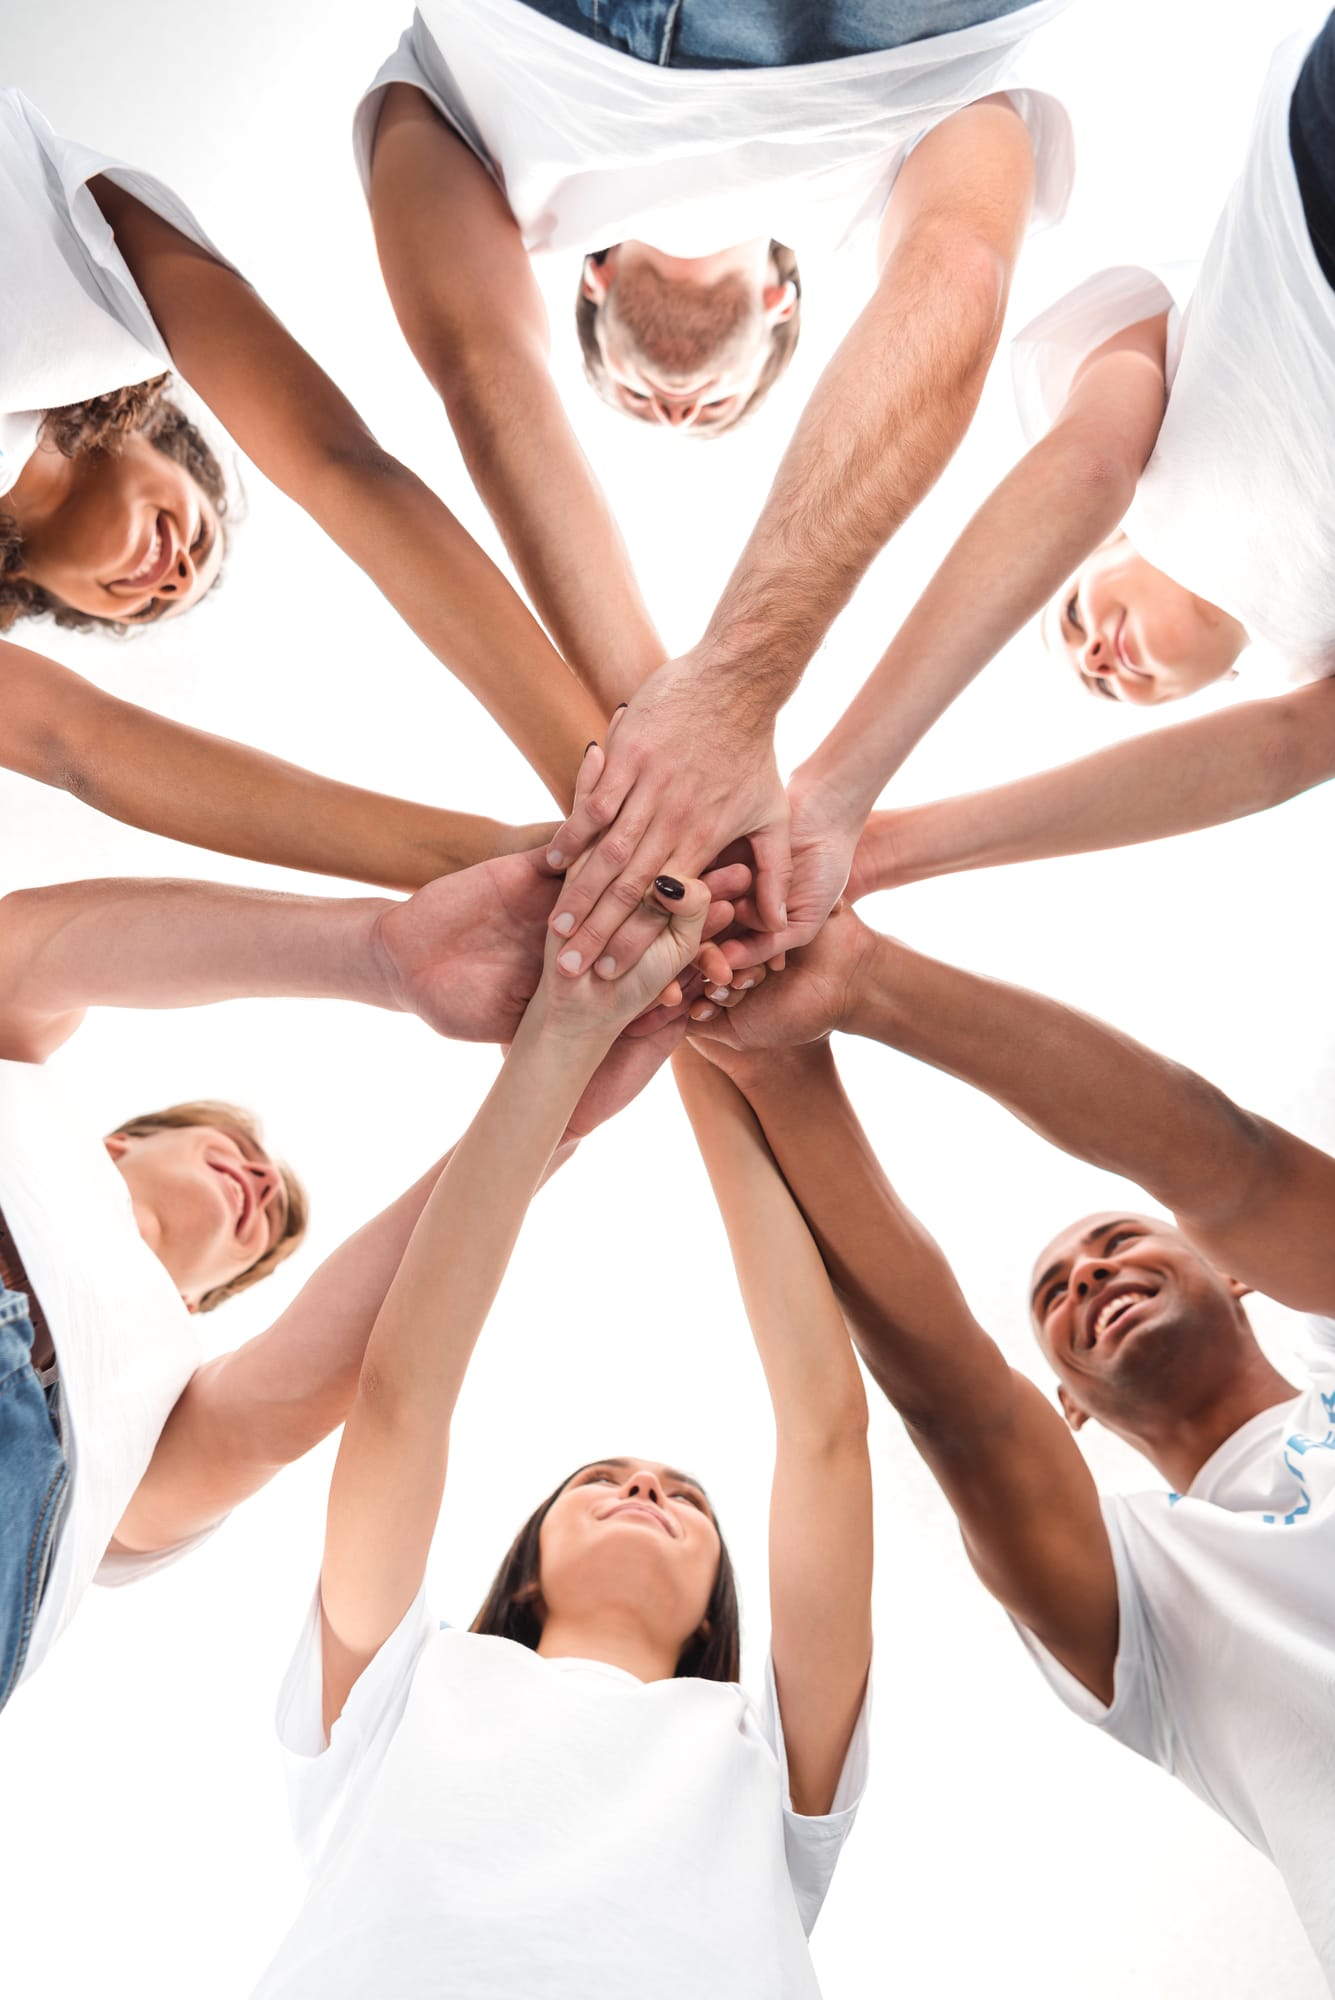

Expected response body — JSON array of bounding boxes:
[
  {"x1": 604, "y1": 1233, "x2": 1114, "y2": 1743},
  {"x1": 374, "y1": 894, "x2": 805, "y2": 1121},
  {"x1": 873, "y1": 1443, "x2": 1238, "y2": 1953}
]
[{"x1": 1261, "y1": 1419, "x2": 1335, "y2": 1526}]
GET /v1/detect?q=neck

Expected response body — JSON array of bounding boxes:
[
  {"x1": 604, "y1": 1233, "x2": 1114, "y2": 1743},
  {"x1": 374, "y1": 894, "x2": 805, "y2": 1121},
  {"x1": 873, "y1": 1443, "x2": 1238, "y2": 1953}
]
[
  {"x1": 623, "y1": 237, "x2": 771, "y2": 288},
  {"x1": 1120, "y1": 1347, "x2": 1299, "y2": 1493},
  {"x1": 6, "y1": 437, "x2": 72, "y2": 537},
  {"x1": 537, "y1": 1608, "x2": 681, "y2": 1685}
]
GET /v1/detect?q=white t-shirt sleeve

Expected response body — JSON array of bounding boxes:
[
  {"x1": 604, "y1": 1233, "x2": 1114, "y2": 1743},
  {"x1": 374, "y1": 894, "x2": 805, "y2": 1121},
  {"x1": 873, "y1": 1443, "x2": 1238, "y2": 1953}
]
[
  {"x1": 1011, "y1": 266, "x2": 1177, "y2": 443},
  {"x1": 94, "y1": 1520, "x2": 221, "y2": 1586},
  {"x1": 276, "y1": 1583, "x2": 436, "y2": 1875},
  {"x1": 757, "y1": 1652, "x2": 871, "y2": 1936},
  {"x1": 1009, "y1": 1500, "x2": 1172, "y2": 1769},
  {"x1": 1001, "y1": 88, "x2": 1074, "y2": 235},
  {"x1": 353, "y1": 21, "x2": 500, "y2": 204},
  {"x1": 1304, "y1": 1316, "x2": 1335, "y2": 1367}
]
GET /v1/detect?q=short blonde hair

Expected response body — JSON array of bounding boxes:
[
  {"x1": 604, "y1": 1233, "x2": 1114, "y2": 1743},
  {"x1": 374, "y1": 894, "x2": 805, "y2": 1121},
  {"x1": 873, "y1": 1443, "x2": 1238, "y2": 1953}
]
[{"x1": 110, "y1": 1099, "x2": 308, "y2": 1312}]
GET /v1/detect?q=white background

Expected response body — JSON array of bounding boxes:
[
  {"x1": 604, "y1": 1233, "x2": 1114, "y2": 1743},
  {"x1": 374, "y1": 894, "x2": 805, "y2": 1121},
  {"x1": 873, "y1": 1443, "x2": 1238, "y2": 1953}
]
[{"x1": 1, "y1": 1, "x2": 1332, "y2": 1994}]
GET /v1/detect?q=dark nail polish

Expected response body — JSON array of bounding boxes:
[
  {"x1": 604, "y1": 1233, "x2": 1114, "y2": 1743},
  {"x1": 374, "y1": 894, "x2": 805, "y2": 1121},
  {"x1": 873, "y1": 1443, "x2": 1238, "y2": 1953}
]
[{"x1": 654, "y1": 875, "x2": 685, "y2": 900}]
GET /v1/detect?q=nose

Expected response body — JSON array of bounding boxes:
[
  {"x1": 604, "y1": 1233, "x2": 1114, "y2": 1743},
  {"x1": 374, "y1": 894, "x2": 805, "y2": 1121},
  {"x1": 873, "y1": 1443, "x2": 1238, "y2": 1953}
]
[
  {"x1": 621, "y1": 1469, "x2": 663, "y2": 1505},
  {"x1": 244, "y1": 1156, "x2": 281, "y2": 1216},
  {"x1": 1070, "y1": 1258, "x2": 1115, "y2": 1300},
  {"x1": 1081, "y1": 627, "x2": 1110, "y2": 675},
  {"x1": 653, "y1": 394, "x2": 704, "y2": 428},
  {"x1": 156, "y1": 545, "x2": 197, "y2": 601}
]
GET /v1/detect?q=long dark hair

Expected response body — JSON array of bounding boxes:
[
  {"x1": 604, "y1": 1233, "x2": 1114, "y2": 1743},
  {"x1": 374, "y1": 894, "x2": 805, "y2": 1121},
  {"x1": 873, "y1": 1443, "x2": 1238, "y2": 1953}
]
[
  {"x1": 471, "y1": 1460, "x2": 741, "y2": 1681},
  {"x1": 0, "y1": 374, "x2": 228, "y2": 635},
  {"x1": 574, "y1": 241, "x2": 802, "y2": 437}
]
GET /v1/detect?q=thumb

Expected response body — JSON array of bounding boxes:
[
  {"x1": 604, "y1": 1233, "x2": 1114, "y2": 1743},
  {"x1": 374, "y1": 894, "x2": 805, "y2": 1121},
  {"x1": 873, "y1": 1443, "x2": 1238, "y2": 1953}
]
[
  {"x1": 651, "y1": 873, "x2": 709, "y2": 969},
  {"x1": 749, "y1": 822, "x2": 792, "y2": 939}
]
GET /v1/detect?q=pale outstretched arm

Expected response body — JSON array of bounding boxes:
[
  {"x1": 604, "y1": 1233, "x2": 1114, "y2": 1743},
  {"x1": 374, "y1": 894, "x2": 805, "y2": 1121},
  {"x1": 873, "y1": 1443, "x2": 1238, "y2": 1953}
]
[
  {"x1": 368, "y1": 85, "x2": 665, "y2": 712},
  {"x1": 695, "y1": 1033, "x2": 1117, "y2": 1705},
  {"x1": 674, "y1": 1046, "x2": 871, "y2": 1815},
  {"x1": 91, "y1": 177, "x2": 602, "y2": 804},
  {"x1": 851, "y1": 677, "x2": 1335, "y2": 894},
  {"x1": 4, "y1": 637, "x2": 552, "y2": 890}
]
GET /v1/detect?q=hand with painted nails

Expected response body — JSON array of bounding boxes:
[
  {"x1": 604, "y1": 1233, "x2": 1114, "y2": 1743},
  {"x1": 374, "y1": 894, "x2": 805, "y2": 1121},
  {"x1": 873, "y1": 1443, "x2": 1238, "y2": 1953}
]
[
  {"x1": 543, "y1": 665, "x2": 792, "y2": 984},
  {"x1": 534, "y1": 865, "x2": 714, "y2": 1047}
]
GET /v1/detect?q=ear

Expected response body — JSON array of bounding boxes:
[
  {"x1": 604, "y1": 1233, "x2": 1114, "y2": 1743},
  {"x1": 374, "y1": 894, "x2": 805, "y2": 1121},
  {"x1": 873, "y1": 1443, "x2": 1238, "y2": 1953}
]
[
  {"x1": 103, "y1": 1132, "x2": 130, "y2": 1162},
  {"x1": 1057, "y1": 1384, "x2": 1090, "y2": 1433},
  {"x1": 1225, "y1": 1274, "x2": 1253, "y2": 1302},
  {"x1": 580, "y1": 250, "x2": 617, "y2": 304},
  {"x1": 761, "y1": 278, "x2": 797, "y2": 326},
  {"x1": 183, "y1": 1294, "x2": 201, "y2": 1315}
]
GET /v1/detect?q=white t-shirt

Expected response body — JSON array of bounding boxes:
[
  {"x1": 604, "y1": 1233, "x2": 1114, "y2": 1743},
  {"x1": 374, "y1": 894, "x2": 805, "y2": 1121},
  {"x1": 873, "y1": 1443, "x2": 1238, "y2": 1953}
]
[
  {"x1": 1012, "y1": 21, "x2": 1335, "y2": 674},
  {"x1": 0, "y1": 1062, "x2": 204, "y2": 1686},
  {"x1": 0, "y1": 88, "x2": 226, "y2": 498},
  {"x1": 1015, "y1": 1314, "x2": 1335, "y2": 1983},
  {"x1": 252, "y1": 1586, "x2": 871, "y2": 1998},
  {"x1": 353, "y1": 0, "x2": 1075, "y2": 260}
]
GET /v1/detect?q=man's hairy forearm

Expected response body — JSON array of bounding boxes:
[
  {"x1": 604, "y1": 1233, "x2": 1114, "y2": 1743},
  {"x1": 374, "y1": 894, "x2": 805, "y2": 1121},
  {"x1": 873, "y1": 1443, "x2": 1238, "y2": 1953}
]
[
  {"x1": 702, "y1": 228, "x2": 1009, "y2": 692},
  {"x1": 847, "y1": 932, "x2": 1267, "y2": 1223}
]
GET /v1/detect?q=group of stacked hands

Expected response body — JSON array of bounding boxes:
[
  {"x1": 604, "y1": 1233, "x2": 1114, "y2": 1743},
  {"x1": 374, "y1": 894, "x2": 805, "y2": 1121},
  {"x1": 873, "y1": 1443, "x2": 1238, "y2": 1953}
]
[{"x1": 4, "y1": 1, "x2": 1335, "y2": 1992}]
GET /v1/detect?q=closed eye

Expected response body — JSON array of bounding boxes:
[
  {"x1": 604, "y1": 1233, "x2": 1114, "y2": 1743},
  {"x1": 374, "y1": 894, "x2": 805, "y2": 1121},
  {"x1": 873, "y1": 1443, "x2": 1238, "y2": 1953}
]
[{"x1": 1041, "y1": 1278, "x2": 1068, "y2": 1315}]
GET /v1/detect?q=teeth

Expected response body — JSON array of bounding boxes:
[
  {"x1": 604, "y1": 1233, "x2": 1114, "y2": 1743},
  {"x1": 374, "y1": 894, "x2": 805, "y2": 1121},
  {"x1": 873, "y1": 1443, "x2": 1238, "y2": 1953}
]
[
  {"x1": 1094, "y1": 1290, "x2": 1146, "y2": 1339},
  {"x1": 127, "y1": 528, "x2": 161, "y2": 584}
]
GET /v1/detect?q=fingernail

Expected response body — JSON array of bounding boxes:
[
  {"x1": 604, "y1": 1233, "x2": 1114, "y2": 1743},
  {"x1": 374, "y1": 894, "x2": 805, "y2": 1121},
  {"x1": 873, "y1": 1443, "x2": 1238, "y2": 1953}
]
[
  {"x1": 558, "y1": 949, "x2": 582, "y2": 973},
  {"x1": 691, "y1": 1003, "x2": 718, "y2": 1022},
  {"x1": 595, "y1": 956, "x2": 616, "y2": 978},
  {"x1": 612, "y1": 702, "x2": 628, "y2": 714},
  {"x1": 547, "y1": 849, "x2": 566, "y2": 869},
  {"x1": 779, "y1": 903, "x2": 788, "y2": 927},
  {"x1": 654, "y1": 875, "x2": 685, "y2": 900},
  {"x1": 706, "y1": 986, "x2": 730, "y2": 1004},
  {"x1": 737, "y1": 978, "x2": 754, "y2": 990},
  {"x1": 583, "y1": 740, "x2": 598, "y2": 755},
  {"x1": 553, "y1": 912, "x2": 575, "y2": 936}
]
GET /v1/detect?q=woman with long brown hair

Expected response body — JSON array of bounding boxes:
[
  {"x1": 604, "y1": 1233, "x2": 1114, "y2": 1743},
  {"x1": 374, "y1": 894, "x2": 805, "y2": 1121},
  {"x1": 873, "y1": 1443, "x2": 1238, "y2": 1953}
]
[{"x1": 252, "y1": 870, "x2": 872, "y2": 1998}]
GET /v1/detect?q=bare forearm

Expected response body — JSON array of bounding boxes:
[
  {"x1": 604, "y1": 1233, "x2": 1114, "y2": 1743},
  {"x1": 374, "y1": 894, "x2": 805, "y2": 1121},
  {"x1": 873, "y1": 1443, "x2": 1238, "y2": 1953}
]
[
  {"x1": 847, "y1": 932, "x2": 1266, "y2": 1222},
  {"x1": 856, "y1": 686, "x2": 1335, "y2": 892},
  {"x1": 0, "y1": 878, "x2": 389, "y2": 1024},
  {"x1": 702, "y1": 237, "x2": 1008, "y2": 700},
  {"x1": 730, "y1": 1045, "x2": 1006, "y2": 1430},
  {"x1": 315, "y1": 452, "x2": 603, "y2": 804},
  {"x1": 59, "y1": 680, "x2": 546, "y2": 889},
  {"x1": 673, "y1": 1048, "x2": 866, "y2": 1441},
  {"x1": 799, "y1": 429, "x2": 1137, "y2": 819},
  {"x1": 441, "y1": 353, "x2": 666, "y2": 710}
]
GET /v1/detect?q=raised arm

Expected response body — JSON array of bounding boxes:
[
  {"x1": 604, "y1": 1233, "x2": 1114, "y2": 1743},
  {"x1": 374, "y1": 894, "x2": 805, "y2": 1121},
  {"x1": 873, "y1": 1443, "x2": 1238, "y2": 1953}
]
[
  {"x1": 772, "y1": 313, "x2": 1167, "y2": 948},
  {"x1": 841, "y1": 928, "x2": 1335, "y2": 1317},
  {"x1": 367, "y1": 85, "x2": 665, "y2": 712},
  {"x1": 4, "y1": 637, "x2": 550, "y2": 892},
  {"x1": 89, "y1": 176, "x2": 602, "y2": 803},
  {"x1": 697, "y1": 904, "x2": 1335, "y2": 1317},
  {"x1": 543, "y1": 97, "x2": 1039, "y2": 963},
  {"x1": 673, "y1": 1045, "x2": 870, "y2": 1814},
  {"x1": 850, "y1": 676, "x2": 1335, "y2": 894},
  {"x1": 695, "y1": 1032, "x2": 1117, "y2": 1704},
  {"x1": 318, "y1": 876, "x2": 710, "y2": 1732}
]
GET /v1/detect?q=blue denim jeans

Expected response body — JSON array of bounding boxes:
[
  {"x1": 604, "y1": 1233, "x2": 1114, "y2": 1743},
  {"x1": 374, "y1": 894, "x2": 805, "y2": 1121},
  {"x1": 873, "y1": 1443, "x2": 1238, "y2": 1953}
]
[
  {"x1": 0, "y1": 1286, "x2": 69, "y2": 1712},
  {"x1": 1291, "y1": 11, "x2": 1335, "y2": 288},
  {"x1": 516, "y1": 0, "x2": 1037, "y2": 66}
]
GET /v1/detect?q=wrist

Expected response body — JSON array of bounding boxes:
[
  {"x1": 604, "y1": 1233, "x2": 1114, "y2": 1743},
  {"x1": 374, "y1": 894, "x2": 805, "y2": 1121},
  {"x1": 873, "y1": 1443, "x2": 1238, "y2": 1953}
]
[
  {"x1": 843, "y1": 930, "x2": 906, "y2": 1045},
  {"x1": 788, "y1": 759, "x2": 871, "y2": 845}
]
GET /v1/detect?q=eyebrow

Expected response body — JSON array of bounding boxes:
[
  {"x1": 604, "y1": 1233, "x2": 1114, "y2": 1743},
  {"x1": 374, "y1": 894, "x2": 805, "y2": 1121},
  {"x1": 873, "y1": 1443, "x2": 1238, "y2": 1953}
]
[{"x1": 1030, "y1": 1219, "x2": 1144, "y2": 1311}]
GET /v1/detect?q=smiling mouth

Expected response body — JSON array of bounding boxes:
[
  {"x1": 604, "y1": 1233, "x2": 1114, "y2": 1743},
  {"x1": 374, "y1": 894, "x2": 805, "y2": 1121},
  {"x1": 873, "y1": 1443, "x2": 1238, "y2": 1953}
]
[
  {"x1": 1113, "y1": 615, "x2": 1148, "y2": 678},
  {"x1": 1088, "y1": 1285, "x2": 1155, "y2": 1347},
  {"x1": 216, "y1": 1163, "x2": 254, "y2": 1237},
  {"x1": 111, "y1": 511, "x2": 174, "y2": 593},
  {"x1": 602, "y1": 1501, "x2": 673, "y2": 1536}
]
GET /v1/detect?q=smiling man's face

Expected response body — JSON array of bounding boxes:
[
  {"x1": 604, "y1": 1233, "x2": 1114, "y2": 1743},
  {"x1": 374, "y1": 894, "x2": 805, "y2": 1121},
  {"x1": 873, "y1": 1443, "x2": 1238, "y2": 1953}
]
[
  {"x1": 1029, "y1": 1212, "x2": 1249, "y2": 1432},
  {"x1": 105, "y1": 1120, "x2": 288, "y2": 1311}
]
